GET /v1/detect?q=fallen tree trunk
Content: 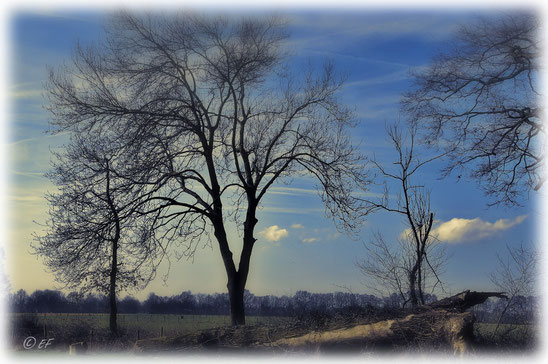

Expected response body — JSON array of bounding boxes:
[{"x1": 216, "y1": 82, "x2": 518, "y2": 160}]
[
  {"x1": 269, "y1": 309, "x2": 474, "y2": 354},
  {"x1": 269, "y1": 290, "x2": 506, "y2": 355}
]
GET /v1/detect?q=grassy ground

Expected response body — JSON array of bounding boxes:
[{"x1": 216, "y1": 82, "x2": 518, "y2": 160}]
[
  {"x1": 8, "y1": 313, "x2": 293, "y2": 352},
  {"x1": 472, "y1": 323, "x2": 537, "y2": 352},
  {"x1": 8, "y1": 313, "x2": 538, "y2": 354}
]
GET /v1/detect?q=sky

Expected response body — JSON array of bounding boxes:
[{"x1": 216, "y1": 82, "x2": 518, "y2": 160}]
[{"x1": 1, "y1": 6, "x2": 543, "y2": 301}]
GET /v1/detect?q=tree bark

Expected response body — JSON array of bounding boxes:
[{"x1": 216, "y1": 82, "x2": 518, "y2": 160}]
[
  {"x1": 212, "y1": 215, "x2": 243, "y2": 325},
  {"x1": 227, "y1": 274, "x2": 246, "y2": 325},
  {"x1": 106, "y1": 165, "x2": 119, "y2": 336},
  {"x1": 227, "y1": 196, "x2": 258, "y2": 326},
  {"x1": 408, "y1": 263, "x2": 419, "y2": 306},
  {"x1": 417, "y1": 255, "x2": 425, "y2": 305},
  {"x1": 109, "y1": 246, "x2": 118, "y2": 335},
  {"x1": 269, "y1": 309, "x2": 475, "y2": 355},
  {"x1": 425, "y1": 290, "x2": 507, "y2": 312}
]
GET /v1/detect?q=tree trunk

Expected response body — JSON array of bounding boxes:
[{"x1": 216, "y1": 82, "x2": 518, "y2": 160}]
[
  {"x1": 270, "y1": 309, "x2": 475, "y2": 355},
  {"x1": 417, "y1": 255, "x2": 425, "y2": 304},
  {"x1": 493, "y1": 294, "x2": 514, "y2": 337},
  {"x1": 105, "y1": 166, "x2": 119, "y2": 336},
  {"x1": 212, "y1": 217, "x2": 242, "y2": 325},
  {"x1": 408, "y1": 264, "x2": 419, "y2": 306},
  {"x1": 231, "y1": 197, "x2": 258, "y2": 325},
  {"x1": 269, "y1": 290, "x2": 507, "y2": 355},
  {"x1": 227, "y1": 274, "x2": 246, "y2": 325},
  {"x1": 211, "y1": 185, "x2": 258, "y2": 326},
  {"x1": 109, "y1": 239, "x2": 118, "y2": 335},
  {"x1": 425, "y1": 290, "x2": 507, "y2": 312}
]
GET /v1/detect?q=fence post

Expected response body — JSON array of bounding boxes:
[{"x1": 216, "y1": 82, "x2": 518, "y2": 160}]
[
  {"x1": 90, "y1": 329, "x2": 93, "y2": 351},
  {"x1": 160, "y1": 326, "x2": 164, "y2": 338},
  {"x1": 137, "y1": 329, "x2": 140, "y2": 341},
  {"x1": 43, "y1": 324, "x2": 47, "y2": 339}
]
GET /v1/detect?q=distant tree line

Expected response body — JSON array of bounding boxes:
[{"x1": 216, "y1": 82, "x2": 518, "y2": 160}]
[
  {"x1": 9, "y1": 289, "x2": 422, "y2": 316},
  {"x1": 9, "y1": 288, "x2": 537, "y2": 325}
]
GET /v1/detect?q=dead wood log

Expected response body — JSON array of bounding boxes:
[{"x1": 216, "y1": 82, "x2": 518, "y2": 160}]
[
  {"x1": 269, "y1": 310, "x2": 474, "y2": 355},
  {"x1": 423, "y1": 290, "x2": 507, "y2": 312},
  {"x1": 268, "y1": 290, "x2": 506, "y2": 355}
]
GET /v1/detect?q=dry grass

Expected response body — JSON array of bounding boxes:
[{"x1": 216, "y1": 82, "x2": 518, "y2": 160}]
[
  {"x1": 8, "y1": 313, "x2": 292, "y2": 353},
  {"x1": 472, "y1": 323, "x2": 537, "y2": 353}
]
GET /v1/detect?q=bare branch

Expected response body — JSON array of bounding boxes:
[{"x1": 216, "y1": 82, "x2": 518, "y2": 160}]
[{"x1": 403, "y1": 14, "x2": 542, "y2": 206}]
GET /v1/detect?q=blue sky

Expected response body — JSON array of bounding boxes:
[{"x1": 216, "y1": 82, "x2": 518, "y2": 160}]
[{"x1": 4, "y1": 9, "x2": 541, "y2": 300}]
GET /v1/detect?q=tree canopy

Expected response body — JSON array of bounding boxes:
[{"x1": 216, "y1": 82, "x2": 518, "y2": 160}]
[
  {"x1": 403, "y1": 14, "x2": 542, "y2": 206},
  {"x1": 43, "y1": 12, "x2": 367, "y2": 325}
]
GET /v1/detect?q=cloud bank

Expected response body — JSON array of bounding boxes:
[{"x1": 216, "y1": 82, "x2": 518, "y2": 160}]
[{"x1": 258, "y1": 225, "x2": 288, "y2": 242}]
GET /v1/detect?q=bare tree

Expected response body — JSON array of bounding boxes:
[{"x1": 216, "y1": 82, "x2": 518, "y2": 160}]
[
  {"x1": 45, "y1": 13, "x2": 367, "y2": 325},
  {"x1": 32, "y1": 132, "x2": 166, "y2": 334},
  {"x1": 402, "y1": 14, "x2": 542, "y2": 206},
  {"x1": 359, "y1": 125, "x2": 447, "y2": 306},
  {"x1": 357, "y1": 231, "x2": 447, "y2": 307},
  {"x1": 489, "y1": 243, "x2": 538, "y2": 336},
  {"x1": 357, "y1": 233, "x2": 409, "y2": 305}
]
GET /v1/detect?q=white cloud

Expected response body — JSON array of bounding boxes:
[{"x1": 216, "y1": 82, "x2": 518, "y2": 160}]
[
  {"x1": 427, "y1": 215, "x2": 528, "y2": 243},
  {"x1": 302, "y1": 238, "x2": 319, "y2": 244},
  {"x1": 9, "y1": 89, "x2": 42, "y2": 99},
  {"x1": 10, "y1": 171, "x2": 44, "y2": 180},
  {"x1": 258, "y1": 225, "x2": 288, "y2": 242},
  {"x1": 291, "y1": 224, "x2": 304, "y2": 229},
  {"x1": 287, "y1": 13, "x2": 460, "y2": 51},
  {"x1": 9, "y1": 82, "x2": 43, "y2": 99},
  {"x1": 344, "y1": 69, "x2": 411, "y2": 89},
  {"x1": 308, "y1": 50, "x2": 410, "y2": 69},
  {"x1": 7, "y1": 195, "x2": 43, "y2": 202},
  {"x1": 260, "y1": 206, "x2": 323, "y2": 215},
  {"x1": 269, "y1": 186, "x2": 318, "y2": 196}
]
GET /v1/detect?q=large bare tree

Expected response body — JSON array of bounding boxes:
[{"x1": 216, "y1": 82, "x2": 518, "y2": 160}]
[
  {"x1": 403, "y1": 14, "x2": 542, "y2": 206},
  {"x1": 45, "y1": 13, "x2": 366, "y2": 325},
  {"x1": 32, "y1": 132, "x2": 165, "y2": 334},
  {"x1": 359, "y1": 125, "x2": 447, "y2": 306}
]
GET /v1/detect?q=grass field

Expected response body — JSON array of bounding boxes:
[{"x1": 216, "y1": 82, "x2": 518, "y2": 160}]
[
  {"x1": 9, "y1": 313, "x2": 537, "y2": 353},
  {"x1": 473, "y1": 322, "x2": 537, "y2": 351},
  {"x1": 9, "y1": 313, "x2": 294, "y2": 351},
  {"x1": 13, "y1": 313, "x2": 291, "y2": 336}
]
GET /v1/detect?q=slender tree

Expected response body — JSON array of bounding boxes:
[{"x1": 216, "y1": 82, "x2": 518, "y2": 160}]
[
  {"x1": 32, "y1": 132, "x2": 165, "y2": 334},
  {"x1": 357, "y1": 230, "x2": 446, "y2": 307},
  {"x1": 359, "y1": 125, "x2": 447, "y2": 306},
  {"x1": 403, "y1": 14, "x2": 542, "y2": 206},
  {"x1": 45, "y1": 13, "x2": 367, "y2": 325},
  {"x1": 489, "y1": 243, "x2": 538, "y2": 336}
]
